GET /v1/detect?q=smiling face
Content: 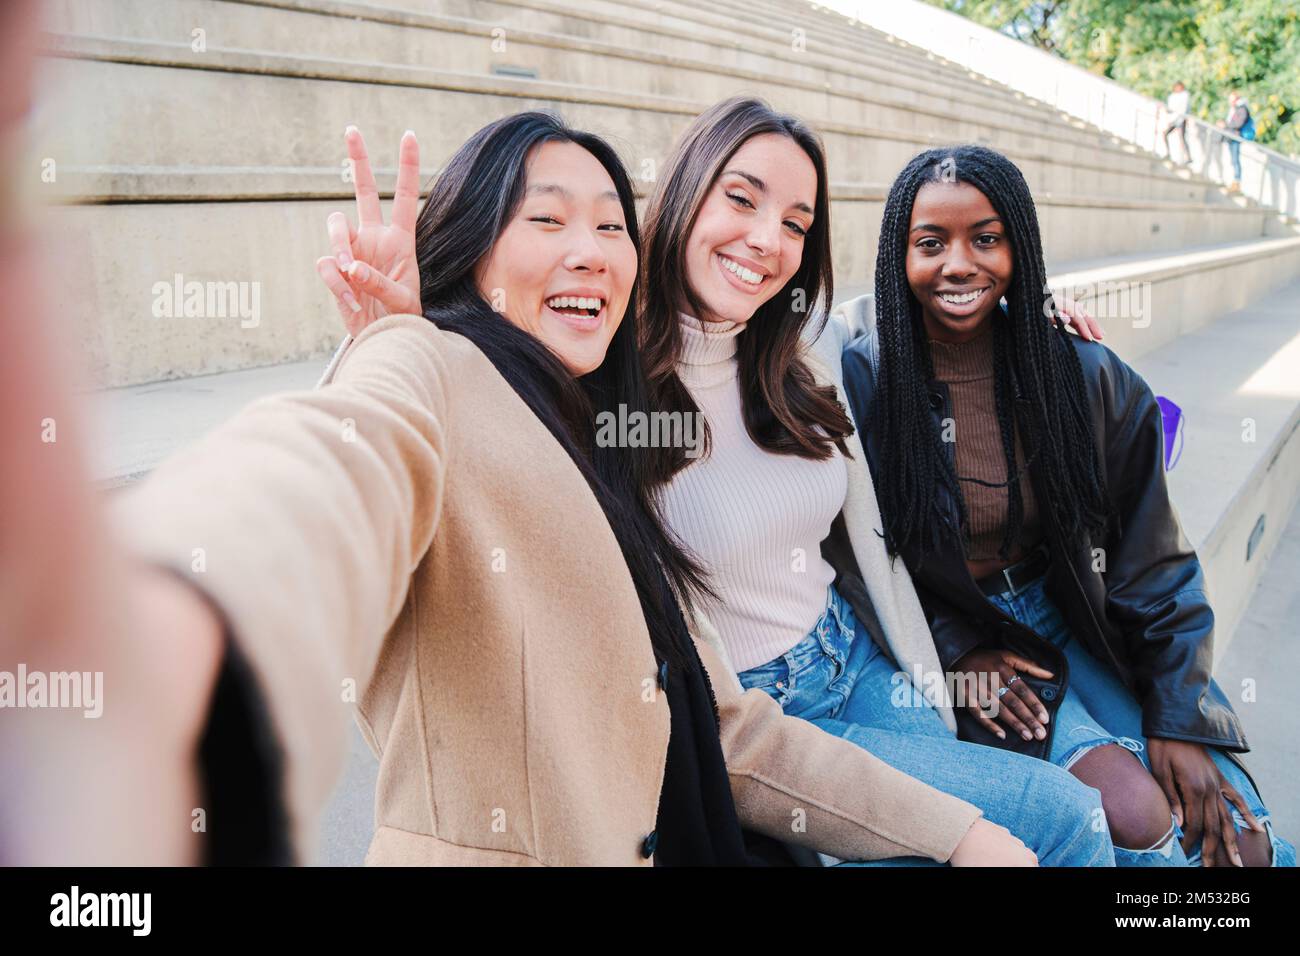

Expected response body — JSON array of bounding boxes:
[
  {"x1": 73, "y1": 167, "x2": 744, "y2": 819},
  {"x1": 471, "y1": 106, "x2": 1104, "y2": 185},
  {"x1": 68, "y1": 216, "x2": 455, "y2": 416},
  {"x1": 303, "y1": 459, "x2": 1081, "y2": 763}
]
[
  {"x1": 905, "y1": 179, "x2": 1014, "y2": 344},
  {"x1": 682, "y1": 132, "x2": 817, "y2": 327},
  {"x1": 475, "y1": 139, "x2": 637, "y2": 376}
]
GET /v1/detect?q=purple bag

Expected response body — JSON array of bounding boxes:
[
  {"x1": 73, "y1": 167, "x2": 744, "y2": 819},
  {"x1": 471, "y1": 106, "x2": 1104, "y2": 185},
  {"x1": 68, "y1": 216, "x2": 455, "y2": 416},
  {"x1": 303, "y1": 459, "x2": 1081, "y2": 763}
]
[{"x1": 1156, "y1": 396, "x2": 1184, "y2": 471}]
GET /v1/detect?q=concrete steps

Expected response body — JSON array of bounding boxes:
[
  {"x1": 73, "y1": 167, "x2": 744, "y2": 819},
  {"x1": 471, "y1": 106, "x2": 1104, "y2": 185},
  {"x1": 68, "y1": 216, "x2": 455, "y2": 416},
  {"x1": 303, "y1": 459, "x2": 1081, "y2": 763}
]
[
  {"x1": 90, "y1": 358, "x2": 326, "y2": 488},
  {"x1": 39, "y1": 34, "x2": 1209, "y2": 205},
  {"x1": 46, "y1": 0, "x2": 1081, "y2": 135},
  {"x1": 1047, "y1": 236, "x2": 1300, "y2": 360},
  {"x1": 1130, "y1": 277, "x2": 1300, "y2": 651},
  {"x1": 43, "y1": 0, "x2": 1251, "y2": 218},
  {"x1": 42, "y1": 0, "x2": 1218, "y2": 191},
  {"x1": 53, "y1": 187, "x2": 1295, "y2": 389},
  {"x1": 435, "y1": 0, "x2": 1077, "y2": 119}
]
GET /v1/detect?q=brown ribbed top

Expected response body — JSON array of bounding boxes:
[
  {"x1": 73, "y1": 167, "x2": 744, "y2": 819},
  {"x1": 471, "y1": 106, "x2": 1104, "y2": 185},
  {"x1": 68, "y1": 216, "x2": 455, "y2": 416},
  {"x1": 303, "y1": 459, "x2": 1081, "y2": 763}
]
[{"x1": 929, "y1": 327, "x2": 1042, "y2": 562}]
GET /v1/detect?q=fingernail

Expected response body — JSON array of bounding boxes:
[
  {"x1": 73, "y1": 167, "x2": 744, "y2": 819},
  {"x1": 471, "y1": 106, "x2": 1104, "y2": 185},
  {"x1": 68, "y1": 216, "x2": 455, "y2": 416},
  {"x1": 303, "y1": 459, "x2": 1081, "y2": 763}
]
[
  {"x1": 404, "y1": 129, "x2": 415, "y2": 138},
  {"x1": 347, "y1": 261, "x2": 367, "y2": 282},
  {"x1": 996, "y1": 731, "x2": 1006, "y2": 739},
  {"x1": 1040, "y1": 711, "x2": 1049, "y2": 723},
  {"x1": 343, "y1": 291, "x2": 362, "y2": 313},
  {"x1": 345, "y1": 124, "x2": 358, "y2": 136},
  {"x1": 1022, "y1": 730, "x2": 1033, "y2": 740},
  {"x1": 338, "y1": 250, "x2": 352, "y2": 268},
  {"x1": 1035, "y1": 728, "x2": 1046, "y2": 740}
]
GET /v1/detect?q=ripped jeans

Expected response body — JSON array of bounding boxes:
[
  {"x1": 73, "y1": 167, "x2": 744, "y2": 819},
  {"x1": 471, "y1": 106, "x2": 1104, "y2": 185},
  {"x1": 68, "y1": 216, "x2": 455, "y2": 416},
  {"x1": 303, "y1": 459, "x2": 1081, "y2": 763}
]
[
  {"x1": 737, "y1": 584, "x2": 1115, "y2": 866},
  {"x1": 986, "y1": 572, "x2": 1295, "y2": 867}
]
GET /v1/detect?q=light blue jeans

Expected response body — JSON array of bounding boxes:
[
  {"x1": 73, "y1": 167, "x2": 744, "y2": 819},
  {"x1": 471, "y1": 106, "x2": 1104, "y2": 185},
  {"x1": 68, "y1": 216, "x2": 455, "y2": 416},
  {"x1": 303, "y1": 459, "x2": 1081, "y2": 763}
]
[
  {"x1": 985, "y1": 572, "x2": 1295, "y2": 868},
  {"x1": 736, "y1": 584, "x2": 1116, "y2": 866},
  {"x1": 1227, "y1": 137, "x2": 1243, "y2": 181}
]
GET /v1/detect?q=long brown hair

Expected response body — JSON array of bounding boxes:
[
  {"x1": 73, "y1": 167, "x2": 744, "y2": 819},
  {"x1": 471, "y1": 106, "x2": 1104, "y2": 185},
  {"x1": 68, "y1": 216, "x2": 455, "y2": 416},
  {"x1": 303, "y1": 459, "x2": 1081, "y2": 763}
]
[{"x1": 640, "y1": 96, "x2": 852, "y2": 482}]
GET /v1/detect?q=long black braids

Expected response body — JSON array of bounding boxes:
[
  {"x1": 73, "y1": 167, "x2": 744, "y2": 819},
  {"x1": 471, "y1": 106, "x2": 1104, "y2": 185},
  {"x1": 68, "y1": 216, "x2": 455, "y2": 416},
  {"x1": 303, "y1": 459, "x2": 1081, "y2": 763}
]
[{"x1": 872, "y1": 145, "x2": 1111, "y2": 569}]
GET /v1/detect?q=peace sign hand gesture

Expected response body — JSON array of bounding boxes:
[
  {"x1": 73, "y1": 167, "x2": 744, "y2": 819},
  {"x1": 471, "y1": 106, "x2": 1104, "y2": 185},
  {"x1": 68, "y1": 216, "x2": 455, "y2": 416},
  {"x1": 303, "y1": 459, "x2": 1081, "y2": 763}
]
[{"x1": 316, "y1": 126, "x2": 423, "y2": 338}]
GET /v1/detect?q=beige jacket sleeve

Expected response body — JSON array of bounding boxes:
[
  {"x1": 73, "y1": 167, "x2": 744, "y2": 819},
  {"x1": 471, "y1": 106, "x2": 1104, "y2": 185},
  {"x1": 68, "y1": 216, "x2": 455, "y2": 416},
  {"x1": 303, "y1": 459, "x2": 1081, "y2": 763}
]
[
  {"x1": 692, "y1": 636, "x2": 984, "y2": 863},
  {"x1": 111, "y1": 315, "x2": 449, "y2": 863}
]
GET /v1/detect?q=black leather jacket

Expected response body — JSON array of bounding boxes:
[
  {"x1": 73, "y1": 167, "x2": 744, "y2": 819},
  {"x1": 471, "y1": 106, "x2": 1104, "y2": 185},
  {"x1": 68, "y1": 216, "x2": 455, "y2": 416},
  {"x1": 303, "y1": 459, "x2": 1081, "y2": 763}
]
[{"x1": 841, "y1": 322, "x2": 1257, "y2": 789}]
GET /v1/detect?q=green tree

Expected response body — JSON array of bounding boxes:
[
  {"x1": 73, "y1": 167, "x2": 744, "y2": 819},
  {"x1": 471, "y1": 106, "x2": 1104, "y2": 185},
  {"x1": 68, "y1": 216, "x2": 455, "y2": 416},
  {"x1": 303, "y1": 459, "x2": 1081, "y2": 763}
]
[{"x1": 929, "y1": 0, "x2": 1299, "y2": 156}]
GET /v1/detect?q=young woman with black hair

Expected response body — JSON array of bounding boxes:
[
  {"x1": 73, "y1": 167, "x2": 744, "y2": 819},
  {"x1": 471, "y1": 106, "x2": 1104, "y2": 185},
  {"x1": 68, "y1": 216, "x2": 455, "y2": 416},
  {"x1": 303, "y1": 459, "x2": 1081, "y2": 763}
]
[
  {"x1": 840, "y1": 144, "x2": 1294, "y2": 867},
  {"x1": 637, "y1": 96, "x2": 1115, "y2": 866}
]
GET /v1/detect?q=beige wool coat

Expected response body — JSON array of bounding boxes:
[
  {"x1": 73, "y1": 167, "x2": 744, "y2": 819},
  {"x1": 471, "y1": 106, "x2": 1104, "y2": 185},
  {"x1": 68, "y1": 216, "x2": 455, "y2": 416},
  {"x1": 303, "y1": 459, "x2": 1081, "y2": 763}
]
[{"x1": 114, "y1": 313, "x2": 982, "y2": 866}]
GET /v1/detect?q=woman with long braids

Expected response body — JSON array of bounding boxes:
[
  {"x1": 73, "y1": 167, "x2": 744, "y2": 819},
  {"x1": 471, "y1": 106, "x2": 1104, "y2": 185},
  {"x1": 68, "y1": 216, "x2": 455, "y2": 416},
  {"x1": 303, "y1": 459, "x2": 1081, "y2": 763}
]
[
  {"x1": 840, "y1": 144, "x2": 1295, "y2": 867},
  {"x1": 639, "y1": 96, "x2": 1115, "y2": 865}
]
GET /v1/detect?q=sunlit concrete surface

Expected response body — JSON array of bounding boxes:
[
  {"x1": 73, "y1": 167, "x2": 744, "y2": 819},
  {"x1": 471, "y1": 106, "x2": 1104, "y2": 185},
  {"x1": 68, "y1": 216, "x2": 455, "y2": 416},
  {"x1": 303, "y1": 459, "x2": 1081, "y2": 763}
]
[{"x1": 1215, "y1": 497, "x2": 1300, "y2": 846}]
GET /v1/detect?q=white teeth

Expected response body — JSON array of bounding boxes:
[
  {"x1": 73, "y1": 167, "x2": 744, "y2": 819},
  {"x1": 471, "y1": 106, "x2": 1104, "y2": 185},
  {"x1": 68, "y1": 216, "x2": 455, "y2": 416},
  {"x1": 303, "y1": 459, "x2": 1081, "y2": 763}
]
[
  {"x1": 546, "y1": 296, "x2": 604, "y2": 311},
  {"x1": 719, "y1": 254, "x2": 763, "y2": 285},
  {"x1": 939, "y1": 289, "x2": 986, "y2": 304}
]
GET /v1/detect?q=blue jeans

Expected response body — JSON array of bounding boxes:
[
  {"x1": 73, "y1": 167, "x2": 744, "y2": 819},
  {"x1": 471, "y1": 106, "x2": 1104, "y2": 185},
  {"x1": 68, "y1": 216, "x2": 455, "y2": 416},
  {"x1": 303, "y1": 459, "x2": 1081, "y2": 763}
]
[
  {"x1": 1227, "y1": 137, "x2": 1243, "y2": 181},
  {"x1": 986, "y1": 572, "x2": 1295, "y2": 867},
  {"x1": 736, "y1": 585, "x2": 1116, "y2": 866}
]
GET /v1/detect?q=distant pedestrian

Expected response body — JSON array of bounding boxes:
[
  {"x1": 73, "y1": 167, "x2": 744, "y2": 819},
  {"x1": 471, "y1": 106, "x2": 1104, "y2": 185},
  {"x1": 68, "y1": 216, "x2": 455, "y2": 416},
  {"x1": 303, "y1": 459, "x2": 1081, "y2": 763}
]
[
  {"x1": 1217, "y1": 91, "x2": 1254, "y2": 191},
  {"x1": 1161, "y1": 81, "x2": 1190, "y2": 164}
]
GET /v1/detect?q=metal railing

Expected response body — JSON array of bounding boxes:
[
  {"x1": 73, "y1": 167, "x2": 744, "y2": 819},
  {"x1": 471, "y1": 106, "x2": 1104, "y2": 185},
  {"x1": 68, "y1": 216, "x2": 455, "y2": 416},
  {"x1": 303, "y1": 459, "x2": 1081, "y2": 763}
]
[{"x1": 827, "y1": 0, "x2": 1299, "y2": 219}]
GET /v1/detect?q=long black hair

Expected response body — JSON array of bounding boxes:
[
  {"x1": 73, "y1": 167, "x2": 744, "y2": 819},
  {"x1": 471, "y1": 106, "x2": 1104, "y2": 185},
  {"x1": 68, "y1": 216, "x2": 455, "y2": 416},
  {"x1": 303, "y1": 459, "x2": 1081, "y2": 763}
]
[
  {"x1": 413, "y1": 111, "x2": 710, "y2": 667},
  {"x1": 872, "y1": 144, "x2": 1110, "y2": 567}
]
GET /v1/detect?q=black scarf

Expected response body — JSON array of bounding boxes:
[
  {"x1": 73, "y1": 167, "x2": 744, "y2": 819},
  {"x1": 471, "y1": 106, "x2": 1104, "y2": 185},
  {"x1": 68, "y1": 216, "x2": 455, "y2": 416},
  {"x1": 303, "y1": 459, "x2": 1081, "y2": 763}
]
[{"x1": 650, "y1": 572, "x2": 791, "y2": 866}]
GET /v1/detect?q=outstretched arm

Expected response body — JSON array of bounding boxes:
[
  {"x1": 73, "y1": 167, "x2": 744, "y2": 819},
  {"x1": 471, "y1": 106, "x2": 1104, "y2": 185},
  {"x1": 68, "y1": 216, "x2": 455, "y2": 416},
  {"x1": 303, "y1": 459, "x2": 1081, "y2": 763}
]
[{"x1": 113, "y1": 314, "x2": 452, "y2": 862}]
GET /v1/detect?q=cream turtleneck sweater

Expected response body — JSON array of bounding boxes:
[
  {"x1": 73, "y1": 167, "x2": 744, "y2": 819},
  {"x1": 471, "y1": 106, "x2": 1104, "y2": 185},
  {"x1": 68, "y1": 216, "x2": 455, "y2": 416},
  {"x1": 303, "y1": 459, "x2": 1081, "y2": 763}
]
[{"x1": 655, "y1": 314, "x2": 848, "y2": 673}]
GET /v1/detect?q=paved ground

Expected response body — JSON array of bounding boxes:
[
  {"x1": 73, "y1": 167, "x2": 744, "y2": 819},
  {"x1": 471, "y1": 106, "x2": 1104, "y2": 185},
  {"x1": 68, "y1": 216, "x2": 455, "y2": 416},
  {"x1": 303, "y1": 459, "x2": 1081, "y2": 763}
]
[
  {"x1": 313, "y1": 717, "x2": 377, "y2": 867},
  {"x1": 1215, "y1": 496, "x2": 1300, "y2": 843},
  {"x1": 91, "y1": 358, "x2": 324, "y2": 486}
]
